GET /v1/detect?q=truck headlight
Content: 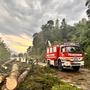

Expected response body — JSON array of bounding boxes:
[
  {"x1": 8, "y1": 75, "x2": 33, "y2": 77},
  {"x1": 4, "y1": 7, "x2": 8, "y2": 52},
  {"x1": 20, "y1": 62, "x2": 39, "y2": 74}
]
[{"x1": 61, "y1": 59, "x2": 66, "y2": 62}]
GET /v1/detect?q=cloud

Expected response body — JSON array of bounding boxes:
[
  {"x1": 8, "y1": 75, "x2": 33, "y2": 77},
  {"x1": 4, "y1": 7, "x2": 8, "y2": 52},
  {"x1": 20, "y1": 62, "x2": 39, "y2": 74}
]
[
  {"x1": 0, "y1": 0, "x2": 87, "y2": 34},
  {"x1": 0, "y1": 0, "x2": 88, "y2": 52},
  {"x1": 0, "y1": 33, "x2": 32, "y2": 53}
]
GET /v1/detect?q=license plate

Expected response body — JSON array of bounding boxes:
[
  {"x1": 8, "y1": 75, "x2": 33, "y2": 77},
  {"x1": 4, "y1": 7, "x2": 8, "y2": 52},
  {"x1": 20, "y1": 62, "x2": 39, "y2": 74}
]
[
  {"x1": 72, "y1": 63, "x2": 80, "y2": 66},
  {"x1": 73, "y1": 58, "x2": 78, "y2": 62}
]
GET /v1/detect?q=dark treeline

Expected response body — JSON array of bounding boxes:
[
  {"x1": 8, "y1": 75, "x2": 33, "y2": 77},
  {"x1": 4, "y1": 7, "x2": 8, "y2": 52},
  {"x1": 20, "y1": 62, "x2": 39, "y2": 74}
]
[
  {"x1": 86, "y1": 0, "x2": 90, "y2": 18},
  {"x1": 0, "y1": 38, "x2": 11, "y2": 62},
  {"x1": 29, "y1": 18, "x2": 90, "y2": 68},
  {"x1": 27, "y1": 0, "x2": 90, "y2": 68}
]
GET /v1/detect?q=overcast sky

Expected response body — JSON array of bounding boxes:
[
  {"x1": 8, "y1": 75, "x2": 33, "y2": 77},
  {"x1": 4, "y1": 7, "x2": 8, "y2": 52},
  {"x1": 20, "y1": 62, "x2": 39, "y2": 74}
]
[{"x1": 0, "y1": 0, "x2": 88, "y2": 53}]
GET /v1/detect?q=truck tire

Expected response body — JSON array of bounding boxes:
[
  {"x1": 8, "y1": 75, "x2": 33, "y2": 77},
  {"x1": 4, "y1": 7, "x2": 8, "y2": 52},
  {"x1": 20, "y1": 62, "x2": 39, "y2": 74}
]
[
  {"x1": 72, "y1": 66, "x2": 80, "y2": 72},
  {"x1": 47, "y1": 60, "x2": 51, "y2": 67},
  {"x1": 58, "y1": 60, "x2": 63, "y2": 71}
]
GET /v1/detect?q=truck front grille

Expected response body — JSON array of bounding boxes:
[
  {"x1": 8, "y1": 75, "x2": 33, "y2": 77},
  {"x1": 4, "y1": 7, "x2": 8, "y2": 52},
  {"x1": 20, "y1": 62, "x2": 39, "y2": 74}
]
[{"x1": 71, "y1": 63, "x2": 80, "y2": 66}]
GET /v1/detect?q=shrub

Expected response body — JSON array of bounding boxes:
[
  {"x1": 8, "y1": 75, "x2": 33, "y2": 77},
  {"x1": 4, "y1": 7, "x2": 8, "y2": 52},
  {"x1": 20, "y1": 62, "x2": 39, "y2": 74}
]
[{"x1": 85, "y1": 46, "x2": 90, "y2": 68}]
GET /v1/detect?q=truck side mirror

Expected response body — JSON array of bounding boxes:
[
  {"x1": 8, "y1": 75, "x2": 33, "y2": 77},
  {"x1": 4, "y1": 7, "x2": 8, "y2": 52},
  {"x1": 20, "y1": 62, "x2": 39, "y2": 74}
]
[{"x1": 62, "y1": 48, "x2": 66, "y2": 53}]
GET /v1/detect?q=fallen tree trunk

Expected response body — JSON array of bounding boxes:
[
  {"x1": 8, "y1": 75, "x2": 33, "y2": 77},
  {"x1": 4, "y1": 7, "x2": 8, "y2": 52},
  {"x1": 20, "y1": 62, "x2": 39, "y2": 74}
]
[
  {"x1": 18, "y1": 67, "x2": 30, "y2": 84},
  {"x1": 2, "y1": 59, "x2": 15, "y2": 66},
  {"x1": 1, "y1": 63, "x2": 31, "y2": 90},
  {"x1": 1, "y1": 59, "x2": 16, "y2": 70},
  {"x1": 5, "y1": 64, "x2": 19, "y2": 90},
  {"x1": 0, "y1": 74, "x2": 4, "y2": 84}
]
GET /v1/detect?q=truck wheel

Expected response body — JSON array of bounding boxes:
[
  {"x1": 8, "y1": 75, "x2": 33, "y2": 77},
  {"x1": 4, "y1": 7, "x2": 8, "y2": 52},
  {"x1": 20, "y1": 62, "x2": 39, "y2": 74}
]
[
  {"x1": 47, "y1": 60, "x2": 51, "y2": 67},
  {"x1": 72, "y1": 66, "x2": 80, "y2": 72},
  {"x1": 58, "y1": 60, "x2": 63, "y2": 71}
]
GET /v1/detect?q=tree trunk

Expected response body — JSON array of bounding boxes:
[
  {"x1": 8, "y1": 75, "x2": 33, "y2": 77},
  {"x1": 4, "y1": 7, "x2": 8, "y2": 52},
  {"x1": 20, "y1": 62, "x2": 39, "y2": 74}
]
[
  {"x1": 1, "y1": 59, "x2": 16, "y2": 70},
  {"x1": 18, "y1": 68, "x2": 30, "y2": 84},
  {"x1": 2, "y1": 59, "x2": 15, "y2": 66},
  {"x1": 5, "y1": 64, "x2": 19, "y2": 90},
  {"x1": 0, "y1": 74, "x2": 7, "y2": 83},
  {"x1": 1, "y1": 64, "x2": 31, "y2": 90}
]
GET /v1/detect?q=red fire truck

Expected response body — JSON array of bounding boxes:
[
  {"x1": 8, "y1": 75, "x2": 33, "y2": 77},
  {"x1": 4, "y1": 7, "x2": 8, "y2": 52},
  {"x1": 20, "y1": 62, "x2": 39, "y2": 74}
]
[{"x1": 45, "y1": 43, "x2": 84, "y2": 71}]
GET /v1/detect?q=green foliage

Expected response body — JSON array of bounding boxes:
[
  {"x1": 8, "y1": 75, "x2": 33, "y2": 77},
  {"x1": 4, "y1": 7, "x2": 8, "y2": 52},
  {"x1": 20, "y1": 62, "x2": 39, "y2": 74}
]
[
  {"x1": 17, "y1": 66, "x2": 59, "y2": 90},
  {"x1": 86, "y1": 0, "x2": 90, "y2": 18},
  {"x1": 17, "y1": 66, "x2": 79, "y2": 90},
  {"x1": 32, "y1": 18, "x2": 72, "y2": 55},
  {"x1": 0, "y1": 38, "x2": 10, "y2": 61},
  {"x1": 85, "y1": 46, "x2": 90, "y2": 68},
  {"x1": 52, "y1": 83, "x2": 80, "y2": 90}
]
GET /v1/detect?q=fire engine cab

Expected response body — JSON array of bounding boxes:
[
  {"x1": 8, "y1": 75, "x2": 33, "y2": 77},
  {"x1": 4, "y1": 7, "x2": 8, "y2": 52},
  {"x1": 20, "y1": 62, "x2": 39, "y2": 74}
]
[{"x1": 45, "y1": 43, "x2": 84, "y2": 71}]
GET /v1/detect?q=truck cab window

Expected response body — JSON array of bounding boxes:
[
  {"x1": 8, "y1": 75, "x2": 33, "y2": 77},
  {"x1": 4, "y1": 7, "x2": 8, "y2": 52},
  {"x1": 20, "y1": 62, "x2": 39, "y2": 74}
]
[
  {"x1": 53, "y1": 47, "x2": 56, "y2": 52},
  {"x1": 61, "y1": 47, "x2": 66, "y2": 53},
  {"x1": 66, "y1": 46, "x2": 82, "y2": 53},
  {"x1": 50, "y1": 48, "x2": 52, "y2": 53}
]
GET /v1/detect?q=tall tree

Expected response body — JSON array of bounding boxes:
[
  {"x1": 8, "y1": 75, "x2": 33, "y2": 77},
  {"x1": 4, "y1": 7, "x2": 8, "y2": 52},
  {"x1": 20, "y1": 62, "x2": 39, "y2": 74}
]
[
  {"x1": 60, "y1": 18, "x2": 68, "y2": 42},
  {"x1": 86, "y1": 0, "x2": 90, "y2": 19},
  {"x1": 0, "y1": 38, "x2": 10, "y2": 61},
  {"x1": 55, "y1": 19, "x2": 59, "y2": 29},
  {"x1": 27, "y1": 46, "x2": 32, "y2": 55}
]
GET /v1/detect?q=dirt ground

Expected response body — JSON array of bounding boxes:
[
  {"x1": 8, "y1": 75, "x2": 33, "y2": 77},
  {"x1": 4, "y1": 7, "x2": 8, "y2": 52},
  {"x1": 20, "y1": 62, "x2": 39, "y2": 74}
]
[
  {"x1": 56, "y1": 68, "x2": 90, "y2": 90},
  {"x1": 38, "y1": 62, "x2": 90, "y2": 90}
]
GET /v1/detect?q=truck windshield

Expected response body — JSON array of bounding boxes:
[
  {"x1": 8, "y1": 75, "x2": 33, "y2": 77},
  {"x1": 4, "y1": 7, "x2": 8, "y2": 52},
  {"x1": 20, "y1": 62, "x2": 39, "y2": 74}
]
[{"x1": 62, "y1": 46, "x2": 82, "y2": 53}]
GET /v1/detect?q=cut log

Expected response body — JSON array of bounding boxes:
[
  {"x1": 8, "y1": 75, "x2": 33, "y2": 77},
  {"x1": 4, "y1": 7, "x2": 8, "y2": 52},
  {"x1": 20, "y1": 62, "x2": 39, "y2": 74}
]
[
  {"x1": 1, "y1": 85, "x2": 8, "y2": 90},
  {"x1": 0, "y1": 74, "x2": 7, "y2": 83},
  {"x1": 2, "y1": 59, "x2": 15, "y2": 67},
  {"x1": 5, "y1": 64, "x2": 19, "y2": 90},
  {"x1": 1, "y1": 65, "x2": 8, "y2": 70},
  {"x1": 1, "y1": 63, "x2": 31, "y2": 90},
  {"x1": 18, "y1": 68, "x2": 30, "y2": 84},
  {"x1": 0, "y1": 74, "x2": 4, "y2": 83}
]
